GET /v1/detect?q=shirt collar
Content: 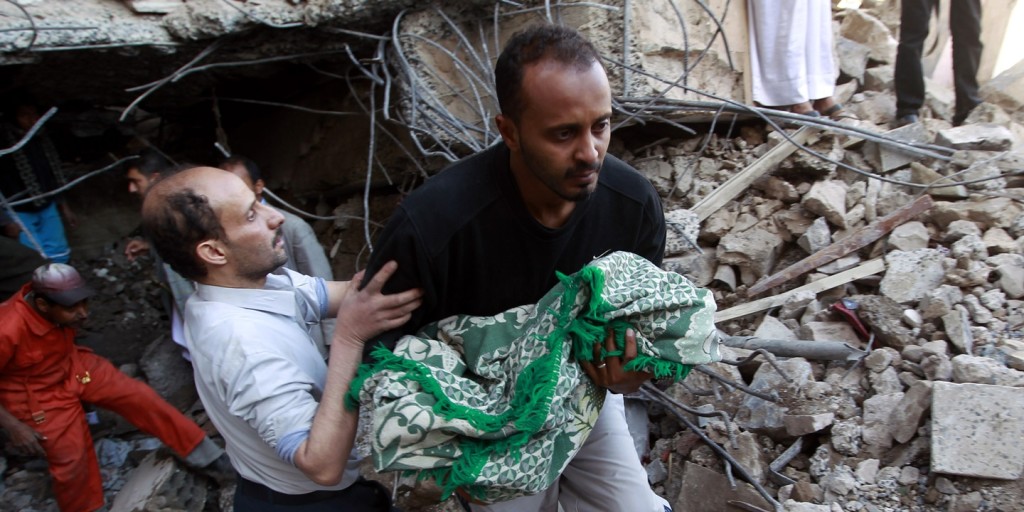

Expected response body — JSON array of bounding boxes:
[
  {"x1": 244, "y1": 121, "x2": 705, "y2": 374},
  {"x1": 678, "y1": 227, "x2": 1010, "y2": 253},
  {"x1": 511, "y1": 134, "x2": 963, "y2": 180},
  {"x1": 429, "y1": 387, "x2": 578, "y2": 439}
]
[{"x1": 193, "y1": 274, "x2": 298, "y2": 318}]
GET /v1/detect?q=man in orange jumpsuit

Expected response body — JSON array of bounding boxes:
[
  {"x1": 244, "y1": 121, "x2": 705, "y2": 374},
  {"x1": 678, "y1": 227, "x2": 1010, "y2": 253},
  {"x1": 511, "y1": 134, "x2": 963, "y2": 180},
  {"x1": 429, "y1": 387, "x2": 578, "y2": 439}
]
[{"x1": 0, "y1": 263, "x2": 225, "y2": 512}]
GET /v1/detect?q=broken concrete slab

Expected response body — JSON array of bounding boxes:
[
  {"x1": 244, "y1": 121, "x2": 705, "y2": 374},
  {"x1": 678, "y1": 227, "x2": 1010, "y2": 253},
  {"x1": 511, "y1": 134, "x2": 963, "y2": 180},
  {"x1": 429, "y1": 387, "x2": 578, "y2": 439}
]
[
  {"x1": 931, "y1": 381, "x2": 1024, "y2": 479},
  {"x1": 835, "y1": 36, "x2": 871, "y2": 83},
  {"x1": 864, "y1": 122, "x2": 930, "y2": 172},
  {"x1": 929, "y1": 195, "x2": 1024, "y2": 230},
  {"x1": 980, "y1": 57, "x2": 1024, "y2": 125},
  {"x1": 889, "y1": 380, "x2": 932, "y2": 444},
  {"x1": 674, "y1": 462, "x2": 772, "y2": 512},
  {"x1": 983, "y1": 228, "x2": 1018, "y2": 255},
  {"x1": 880, "y1": 249, "x2": 950, "y2": 304},
  {"x1": 798, "y1": 217, "x2": 831, "y2": 255},
  {"x1": 935, "y1": 124, "x2": 1015, "y2": 151},
  {"x1": 663, "y1": 208, "x2": 701, "y2": 257},
  {"x1": 109, "y1": 451, "x2": 206, "y2": 512},
  {"x1": 909, "y1": 163, "x2": 969, "y2": 199},
  {"x1": 863, "y1": 65, "x2": 894, "y2": 92},
  {"x1": 717, "y1": 227, "x2": 785, "y2": 278},
  {"x1": 798, "y1": 322, "x2": 862, "y2": 347},
  {"x1": 887, "y1": 221, "x2": 929, "y2": 251},
  {"x1": 754, "y1": 315, "x2": 798, "y2": 341},
  {"x1": 944, "y1": 220, "x2": 983, "y2": 242},
  {"x1": 861, "y1": 392, "x2": 904, "y2": 450},
  {"x1": 951, "y1": 354, "x2": 1024, "y2": 387},
  {"x1": 802, "y1": 180, "x2": 848, "y2": 229},
  {"x1": 995, "y1": 264, "x2": 1024, "y2": 299},
  {"x1": 737, "y1": 358, "x2": 814, "y2": 435},
  {"x1": 942, "y1": 305, "x2": 974, "y2": 355},
  {"x1": 918, "y1": 285, "x2": 964, "y2": 320},
  {"x1": 784, "y1": 413, "x2": 835, "y2": 437},
  {"x1": 839, "y1": 9, "x2": 897, "y2": 64}
]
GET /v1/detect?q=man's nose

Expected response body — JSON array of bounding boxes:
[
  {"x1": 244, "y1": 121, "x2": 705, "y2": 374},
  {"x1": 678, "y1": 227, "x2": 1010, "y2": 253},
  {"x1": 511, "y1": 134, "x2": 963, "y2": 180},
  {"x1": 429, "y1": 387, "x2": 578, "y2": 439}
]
[{"x1": 574, "y1": 132, "x2": 600, "y2": 164}]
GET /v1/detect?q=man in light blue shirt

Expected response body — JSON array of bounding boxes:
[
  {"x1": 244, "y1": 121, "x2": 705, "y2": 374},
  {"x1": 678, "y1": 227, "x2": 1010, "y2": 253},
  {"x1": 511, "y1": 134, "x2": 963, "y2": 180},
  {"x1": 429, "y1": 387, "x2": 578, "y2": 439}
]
[{"x1": 141, "y1": 166, "x2": 421, "y2": 511}]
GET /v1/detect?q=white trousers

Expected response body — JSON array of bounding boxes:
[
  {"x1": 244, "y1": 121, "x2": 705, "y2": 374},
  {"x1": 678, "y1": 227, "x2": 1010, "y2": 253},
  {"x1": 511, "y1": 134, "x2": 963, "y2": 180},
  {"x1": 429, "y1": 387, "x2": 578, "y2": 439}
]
[
  {"x1": 748, "y1": 0, "x2": 836, "y2": 106},
  {"x1": 472, "y1": 393, "x2": 668, "y2": 512}
]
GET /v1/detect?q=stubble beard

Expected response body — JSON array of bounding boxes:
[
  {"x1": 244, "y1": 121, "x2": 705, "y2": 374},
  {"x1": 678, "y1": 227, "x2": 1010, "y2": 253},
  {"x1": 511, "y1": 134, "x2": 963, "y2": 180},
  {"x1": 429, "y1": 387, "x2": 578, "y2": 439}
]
[{"x1": 520, "y1": 140, "x2": 601, "y2": 203}]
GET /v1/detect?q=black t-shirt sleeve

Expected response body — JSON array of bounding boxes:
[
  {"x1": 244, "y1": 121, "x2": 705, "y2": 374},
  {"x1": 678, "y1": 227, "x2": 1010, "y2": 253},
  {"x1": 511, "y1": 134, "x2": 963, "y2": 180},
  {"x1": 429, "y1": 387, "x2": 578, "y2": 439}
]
[
  {"x1": 359, "y1": 208, "x2": 437, "y2": 361},
  {"x1": 639, "y1": 188, "x2": 667, "y2": 267}
]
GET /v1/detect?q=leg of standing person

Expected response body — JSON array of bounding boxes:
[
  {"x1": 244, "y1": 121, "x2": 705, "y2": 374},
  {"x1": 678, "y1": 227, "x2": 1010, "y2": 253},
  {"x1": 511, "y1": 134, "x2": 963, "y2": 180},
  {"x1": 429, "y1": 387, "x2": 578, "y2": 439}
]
[
  {"x1": 894, "y1": 0, "x2": 935, "y2": 121},
  {"x1": 950, "y1": 0, "x2": 983, "y2": 125},
  {"x1": 16, "y1": 203, "x2": 70, "y2": 263},
  {"x1": 32, "y1": 401, "x2": 107, "y2": 512},
  {"x1": 74, "y1": 349, "x2": 207, "y2": 459},
  {"x1": 555, "y1": 393, "x2": 665, "y2": 512},
  {"x1": 747, "y1": 0, "x2": 813, "y2": 110}
]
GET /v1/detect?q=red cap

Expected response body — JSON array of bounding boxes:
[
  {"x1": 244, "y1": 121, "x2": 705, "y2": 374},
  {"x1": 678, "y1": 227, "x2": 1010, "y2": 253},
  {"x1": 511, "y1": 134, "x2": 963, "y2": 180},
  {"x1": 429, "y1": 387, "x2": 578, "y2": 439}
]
[{"x1": 31, "y1": 263, "x2": 96, "y2": 307}]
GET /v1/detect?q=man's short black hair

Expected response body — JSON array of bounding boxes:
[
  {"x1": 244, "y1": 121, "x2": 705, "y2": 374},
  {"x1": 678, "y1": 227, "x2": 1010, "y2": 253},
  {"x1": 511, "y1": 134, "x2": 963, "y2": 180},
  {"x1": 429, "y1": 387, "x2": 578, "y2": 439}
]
[
  {"x1": 220, "y1": 155, "x2": 261, "y2": 183},
  {"x1": 142, "y1": 186, "x2": 225, "y2": 281},
  {"x1": 130, "y1": 149, "x2": 173, "y2": 178},
  {"x1": 494, "y1": 24, "x2": 603, "y2": 121}
]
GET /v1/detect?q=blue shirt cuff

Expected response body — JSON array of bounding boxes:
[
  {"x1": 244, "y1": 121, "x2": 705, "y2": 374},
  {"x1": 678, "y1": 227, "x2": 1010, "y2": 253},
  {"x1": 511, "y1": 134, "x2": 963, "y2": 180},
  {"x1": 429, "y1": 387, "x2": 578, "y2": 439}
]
[
  {"x1": 277, "y1": 429, "x2": 310, "y2": 465},
  {"x1": 314, "y1": 277, "x2": 328, "y2": 319}
]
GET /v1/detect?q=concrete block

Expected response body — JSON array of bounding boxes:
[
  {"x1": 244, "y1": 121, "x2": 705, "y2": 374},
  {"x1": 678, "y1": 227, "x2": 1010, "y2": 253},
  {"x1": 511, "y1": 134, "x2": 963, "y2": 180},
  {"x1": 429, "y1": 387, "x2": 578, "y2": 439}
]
[
  {"x1": 889, "y1": 380, "x2": 932, "y2": 443},
  {"x1": 717, "y1": 227, "x2": 785, "y2": 278},
  {"x1": 674, "y1": 462, "x2": 772, "y2": 512},
  {"x1": 798, "y1": 321, "x2": 862, "y2": 346},
  {"x1": 862, "y1": 392, "x2": 904, "y2": 449},
  {"x1": 801, "y1": 180, "x2": 848, "y2": 229},
  {"x1": 784, "y1": 413, "x2": 834, "y2": 437},
  {"x1": 110, "y1": 451, "x2": 206, "y2": 512},
  {"x1": 880, "y1": 249, "x2": 949, "y2": 304},
  {"x1": 754, "y1": 315, "x2": 797, "y2": 341},
  {"x1": 888, "y1": 221, "x2": 929, "y2": 251},
  {"x1": 839, "y1": 9, "x2": 897, "y2": 64},
  {"x1": 936, "y1": 124, "x2": 1015, "y2": 151},
  {"x1": 931, "y1": 382, "x2": 1024, "y2": 479}
]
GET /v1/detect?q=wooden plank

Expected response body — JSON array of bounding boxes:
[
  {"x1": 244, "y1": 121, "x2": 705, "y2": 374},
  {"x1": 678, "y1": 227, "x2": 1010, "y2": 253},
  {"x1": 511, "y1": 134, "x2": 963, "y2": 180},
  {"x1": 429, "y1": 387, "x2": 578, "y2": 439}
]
[
  {"x1": 715, "y1": 258, "x2": 886, "y2": 323},
  {"x1": 692, "y1": 126, "x2": 816, "y2": 221},
  {"x1": 745, "y1": 194, "x2": 934, "y2": 296}
]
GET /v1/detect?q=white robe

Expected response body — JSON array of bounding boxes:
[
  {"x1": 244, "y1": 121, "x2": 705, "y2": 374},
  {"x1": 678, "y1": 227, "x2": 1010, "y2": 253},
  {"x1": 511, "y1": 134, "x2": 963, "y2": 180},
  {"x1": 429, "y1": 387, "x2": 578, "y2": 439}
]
[{"x1": 748, "y1": 0, "x2": 836, "y2": 106}]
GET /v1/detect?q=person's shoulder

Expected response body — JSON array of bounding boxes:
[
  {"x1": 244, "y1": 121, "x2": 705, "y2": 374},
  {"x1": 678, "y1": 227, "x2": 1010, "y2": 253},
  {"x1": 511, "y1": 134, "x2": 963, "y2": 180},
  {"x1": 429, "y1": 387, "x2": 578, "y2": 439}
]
[
  {"x1": 403, "y1": 145, "x2": 504, "y2": 208},
  {"x1": 598, "y1": 154, "x2": 659, "y2": 202},
  {"x1": 392, "y1": 144, "x2": 505, "y2": 232}
]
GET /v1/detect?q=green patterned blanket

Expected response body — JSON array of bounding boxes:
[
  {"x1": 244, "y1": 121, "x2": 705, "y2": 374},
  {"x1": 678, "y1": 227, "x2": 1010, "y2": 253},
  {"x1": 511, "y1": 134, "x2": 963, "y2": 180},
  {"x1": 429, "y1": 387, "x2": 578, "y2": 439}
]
[{"x1": 346, "y1": 251, "x2": 721, "y2": 502}]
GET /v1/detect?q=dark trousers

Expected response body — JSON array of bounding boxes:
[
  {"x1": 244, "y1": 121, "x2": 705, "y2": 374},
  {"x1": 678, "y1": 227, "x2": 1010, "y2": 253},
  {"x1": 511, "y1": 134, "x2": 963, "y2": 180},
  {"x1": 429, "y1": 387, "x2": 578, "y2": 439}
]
[
  {"x1": 234, "y1": 477, "x2": 398, "y2": 512},
  {"x1": 894, "y1": 0, "x2": 983, "y2": 123}
]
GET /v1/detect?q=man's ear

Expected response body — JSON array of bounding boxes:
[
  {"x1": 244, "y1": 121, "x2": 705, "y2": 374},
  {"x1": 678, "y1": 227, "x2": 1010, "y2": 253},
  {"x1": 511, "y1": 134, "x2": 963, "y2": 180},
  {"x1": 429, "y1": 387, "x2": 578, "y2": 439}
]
[
  {"x1": 254, "y1": 179, "x2": 266, "y2": 201},
  {"x1": 495, "y1": 114, "x2": 520, "y2": 153},
  {"x1": 33, "y1": 296, "x2": 51, "y2": 314},
  {"x1": 196, "y1": 239, "x2": 228, "y2": 269}
]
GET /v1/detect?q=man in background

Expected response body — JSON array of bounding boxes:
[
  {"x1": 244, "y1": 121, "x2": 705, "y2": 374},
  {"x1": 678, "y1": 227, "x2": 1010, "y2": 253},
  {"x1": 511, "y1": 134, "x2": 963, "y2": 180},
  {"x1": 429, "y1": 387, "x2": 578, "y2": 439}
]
[
  {"x1": 0, "y1": 95, "x2": 77, "y2": 263},
  {"x1": 121, "y1": 149, "x2": 195, "y2": 359},
  {"x1": 894, "y1": 0, "x2": 982, "y2": 127},
  {"x1": 0, "y1": 263, "x2": 225, "y2": 512}
]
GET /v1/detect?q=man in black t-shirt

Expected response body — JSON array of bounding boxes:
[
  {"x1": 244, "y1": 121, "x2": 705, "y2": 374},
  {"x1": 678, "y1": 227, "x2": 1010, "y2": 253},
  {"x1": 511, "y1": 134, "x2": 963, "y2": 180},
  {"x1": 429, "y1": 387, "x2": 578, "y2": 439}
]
[{"x1": 365, "y1": 24, "x2": 670, "y2": 512}]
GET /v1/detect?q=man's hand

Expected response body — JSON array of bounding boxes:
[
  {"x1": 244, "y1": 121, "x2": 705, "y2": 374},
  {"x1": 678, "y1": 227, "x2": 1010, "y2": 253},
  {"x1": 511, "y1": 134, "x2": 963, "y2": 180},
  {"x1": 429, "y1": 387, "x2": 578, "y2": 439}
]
[
  {"x1": 124, "y1": 238, "x2": 151, "y2": 262},
  {"x1": 1, "y1": 222, "x2": 19, "y2": 239},
  {"x1": 579, "y1": 328, "x2": 652, "y2": 394},
  {"x1": 3, "y1": 419, "x2": 46, "y2": 457},
  {"x1": 333, "y1": 260, "x2": 422, "y2": 347}
]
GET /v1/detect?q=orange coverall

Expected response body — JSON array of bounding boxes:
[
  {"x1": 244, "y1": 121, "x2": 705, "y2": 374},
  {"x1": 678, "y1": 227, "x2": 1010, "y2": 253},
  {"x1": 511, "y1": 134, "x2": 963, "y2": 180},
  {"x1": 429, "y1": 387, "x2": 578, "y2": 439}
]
[{"x1": 0, "y1": 284, "x2": 206, "y2": 512}]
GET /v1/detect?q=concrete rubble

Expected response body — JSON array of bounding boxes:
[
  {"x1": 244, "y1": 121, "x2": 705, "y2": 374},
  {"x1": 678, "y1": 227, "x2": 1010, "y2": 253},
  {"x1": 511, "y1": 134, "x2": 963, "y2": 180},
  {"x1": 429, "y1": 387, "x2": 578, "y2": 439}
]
[{"x1": 2, "y1": 1, "x2": 1024, "y2": 512}]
